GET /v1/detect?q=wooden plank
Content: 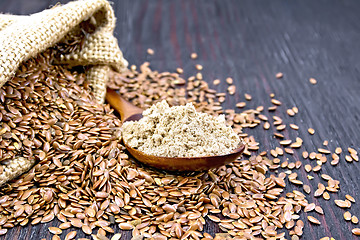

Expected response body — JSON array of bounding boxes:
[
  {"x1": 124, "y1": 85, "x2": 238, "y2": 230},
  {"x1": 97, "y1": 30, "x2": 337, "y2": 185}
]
[{"x1": 0, "y1": 0, "x2": 360, "y2": 239}]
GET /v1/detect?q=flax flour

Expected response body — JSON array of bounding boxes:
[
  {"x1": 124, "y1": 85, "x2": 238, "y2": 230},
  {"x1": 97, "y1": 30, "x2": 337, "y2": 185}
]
[{"x1": 122, "y1": 100, "x2": 241, "y2": 157}]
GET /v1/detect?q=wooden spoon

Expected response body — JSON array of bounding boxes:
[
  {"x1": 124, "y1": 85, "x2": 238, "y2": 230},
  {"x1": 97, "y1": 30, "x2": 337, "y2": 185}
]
[{"x1": 106, "y1": 88, "x2": 245, "y2": 171}]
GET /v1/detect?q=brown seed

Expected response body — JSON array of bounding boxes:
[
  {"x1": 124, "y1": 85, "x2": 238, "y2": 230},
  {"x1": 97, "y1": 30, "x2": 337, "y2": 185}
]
[
  {"x1": 352, "y1": 216, "x2": 359, "y2": 224},
  {"x1": 308, "y1": 128, "x2": 315, "y2": 135},
  {"x1": 190, "y1": 53, "x2": 198, "y2": 59},
  {"x1": 119, "y1": 222, "x2": 134, "y2": 230},
  {"x1": 346, "y1": 194, "x2": 356, "y2": 203},
  {"x1": 213, "y1": 79, "x2": 220, "y2": 85},
  {"x1": 48, "y1": 227, "x2": 62, "y2": 235},
  {"x1": 334, "y1": 200, "x2": 349, "y2": 208},
  {"x1": 176, "y1": 68, "x2": 183, "y2": 74},
  {"x1": 345, "y1": 155, "x2": 353, "y2": 162},
  {"x1": 271, "y1": 99, "x2": 282, "y2": 106},
  {"x1": 65, "y1": 231, "x2": 77, "y2": 240},
  {"x1": 227, "y1": 85, "x2": 236, "y2": 95},
  {"x1": 309, "y1": 77, "x2": 317, "y2": 85},
  {"x1": 71, "y1": 218, "x2": 83, "y2": 228},
  {"x1": 244, "y1": 93, "x2": 252, "y2": 101},
  {"x1": 147, "y1": 48, "x2": 154, "y2": 55},
  {"x1": 276, "y1": 72, "x2": 283, "y2": 79},
  {"x1": 304, "y1": 203, "x2": 316, "y2": 212},
  {"x1": 344, "y1": 211, "x2": 352, "y2": 221},
  {"x1": 52, "y1": 235, "x2": 61, "y2": 240},
  {"x1": 0, "y1": 229, "x2": 8, "y2": 235},
  {"x1": 287, "y1": 109, "x2": 295, "y2": 116},
  {"x1": 226, "y1": 77, "x2": 233, "y2": 84},
  {"x1": 280, "y1": 140, "x2": 292, "y2": 145},
  {"x1": 352, "y1": 228, "x2": 360, "y2": 235},
  {"x1": 59, "y1": 222, "x2": 71, "y2": 230},
  {"x1": 323, "y1": 192, "x2": 330, "y2": 200},
  {"x1": 315, "y1": 206, "x2": 324, "y2": 215},
  {"x1": 236, "y1": 102, "x2": 246, "y2": 108},
  {"x1": 335, "y1": 147, "x2": 342, "y2": 154},
  {"x1": 307, "y1": 216, "x2": 321, "y2": 225},
  {"x1": 111, "y1": 234, "x2": 122, "y2": 240},
  {"x1": 303, "y1": 185, "x2": 311, "y2": 194},
  {"x1": 312, "y1": 165, "x2": 322, "y2": 172},
  {"x1": 82, "y1": 224, "x2": 92, "y2": 235}
]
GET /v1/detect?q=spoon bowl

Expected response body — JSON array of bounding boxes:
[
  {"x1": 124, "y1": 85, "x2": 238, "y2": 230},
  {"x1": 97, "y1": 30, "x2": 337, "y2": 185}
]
[{"x1": 106, "y1": 88, "x2": 245, "y2": 171}]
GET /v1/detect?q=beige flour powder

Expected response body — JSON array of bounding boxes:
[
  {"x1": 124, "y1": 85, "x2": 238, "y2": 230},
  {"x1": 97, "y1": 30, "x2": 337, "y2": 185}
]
[{"x1": 122, "y1": 101, "x2": 241, "y2": 157}]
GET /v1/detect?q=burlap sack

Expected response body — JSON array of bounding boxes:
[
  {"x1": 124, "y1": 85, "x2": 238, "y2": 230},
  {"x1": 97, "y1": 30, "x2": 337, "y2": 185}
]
[{"x1": 0, "y1": 0, "x2": 128, "y2": 186}]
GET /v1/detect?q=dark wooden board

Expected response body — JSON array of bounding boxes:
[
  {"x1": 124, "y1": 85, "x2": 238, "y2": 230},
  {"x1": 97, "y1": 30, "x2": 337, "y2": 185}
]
[{"x1": 1, "y1": 0, "x2": 360, "y2": 239}]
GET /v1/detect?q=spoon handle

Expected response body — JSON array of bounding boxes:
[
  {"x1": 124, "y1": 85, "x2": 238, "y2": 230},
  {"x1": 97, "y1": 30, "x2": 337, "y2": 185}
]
[{"x1": 106, "y1": 88, "x2": 143, "y2": 122}]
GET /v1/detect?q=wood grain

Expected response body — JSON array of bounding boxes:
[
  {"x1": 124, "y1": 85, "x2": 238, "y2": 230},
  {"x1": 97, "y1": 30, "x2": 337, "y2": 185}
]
[{"x1": 1, "y1": 0, "x2": 360, "y2": 239}]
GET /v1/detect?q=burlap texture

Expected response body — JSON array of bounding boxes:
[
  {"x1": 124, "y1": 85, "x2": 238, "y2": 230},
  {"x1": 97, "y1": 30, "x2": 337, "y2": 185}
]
[
  {"x1": 0, "y1": 0, "x2": 128, "y2": 186},
  {"x1": 0, "y1": 0, "x2": 128, "y2": 103}
]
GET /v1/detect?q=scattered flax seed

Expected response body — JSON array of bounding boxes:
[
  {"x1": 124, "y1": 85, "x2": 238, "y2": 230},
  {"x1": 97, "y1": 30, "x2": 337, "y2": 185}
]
[
  {"x1": 195, "y1": 64, "x2": 203, "y2": 71},
  {"x1": 303, "y1": 151, "x2": 309, "y2": 158},
  {"x1": 226, "y1": 77, "x2": 233, "y2": 84},
  {"x1": 303, "y1": 185, "x2": 311, "y2": 194},
  {"x1": 309, "y1": 78, "x2": 317, "y2": 85},
  {"x1": 345, "y1": 155, "x2": 353, "y2": 162},
  {"x1": 65, "y1": 231, "x2": 77, "y2": 240},
  {"x1": 309, "y1": 152, "x2": 316, "y2": 159},
  {"x1": 304, "y1": 203, "x2": 316, "y2": 212},
  {"x1": 227, "y1": 85, "x2": 236, "y2": 95},
  {"x1": 236, "y1": 102, "x2": 246, "y2": 108},
  {"x1": 263, "y1": 122, "x2": 270, "y2": 130},
  {"x1": 315, "y1": 206, "x2": 324, "y2": 215},
  {"x1": 48, "y1": 227, "x2": 62, "y2": 235},
  {"x1": 285, "y1": 148, "x2": 295, "y2": 154},
  {"x1": 308, "y1": 216, "x2": 321, "y2": 225},
  {"x1": 323, "y1": 140, "x2": 328, "y2": 146},
  {"x1": 271, "y1": 99, "x2": 282, "y2": 106},
  {"x1": 312, "y1": 165, "x2": 322, "y2": 172},
  {"x1": 276, "y1": 125, "x2": 286, "y2": 132},
  {"x1": 290, "y1": 124, "x2": 299, "y2": 130},
  {"x1": 344, "y1": 212, "x2": 352, "y2": 221},
  {"x1": 280, "y1": 140, "x2": 292, "y2": 146},
  {"x1": 335, "y1": 147, "x2": 342, "y2": 154},
  {"x1": 176, "y1": 68, "x2": 184, "y2": 74},
  {"x1": 308, "y1": 128, "x2": 315, "y2": 135},
  {"x1": 190, "y1": 52, "x2": 198, "y2": 59},
  {"x1": 111, "y1": 234, "x2": 122, "y2": 240},
  {"x1": 346, "y1": 194, "x2": 356, "y2": 203},
  {"x1": 287, "y1": 109, "x2": 295, "y2": 116},
  {"x1": 348, "y1": 147, "x2": 357, "y2": 155},
  {"x1": 270, "y1": 93, "x2": 275, "y2": 98},
  {"x1": 352, "y1": 216, "x2": 359, "y2": 224},
  {"x1": 244, "y1": 93, "x2": 252, "y2": 101},
  {"x1": 290, "y1": 142, "x2": 302, "y2": 148},
  {"x1": 213, "y1": 79, "x2": 221, "y2": 85},
  {"x1": 352, "y1": 228, "x2": 360, "y2": 235},
  {"x1": 274, "y1": 132, "x2": 284, "y2": 138},
  {"x1": 147, "y1": 48, "x2": 154, "y2": 55},
  {"x1": 293, "y1": 106, "x2": 299, "y2": 113},
  {"x1": 320, "y1": 237, "x2": 330, "y2": 240},
  {"x1": 318, "y1": 148, "x2": 331, "y2": 154},
  {"x1": 268, "y1": 106, "x2": 277, "y2": 111},
  {"x1": 323, "y1": 192, "x2": 330, "y2": 200},
  {"x1": 334, "y1": 200, "x2": 350, "y2": 208},
  {"x1": 276, "y1": 72, "x2": 283, "y2": 79}
]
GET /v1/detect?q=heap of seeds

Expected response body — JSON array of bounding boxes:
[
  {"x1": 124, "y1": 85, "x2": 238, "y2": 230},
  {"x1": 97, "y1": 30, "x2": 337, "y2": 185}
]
[{"x1": 0, "y1": 43, "x2": 358, "y2": 240}]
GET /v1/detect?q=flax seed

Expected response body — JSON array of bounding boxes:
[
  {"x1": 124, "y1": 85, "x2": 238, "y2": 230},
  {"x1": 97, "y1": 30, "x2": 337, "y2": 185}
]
[
  {"x1": 276, "y1": 72, "x2": 283, "y2": 79},
  {"x1": 309, "y1": 78, "x2": 317, "y2": 85}
]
